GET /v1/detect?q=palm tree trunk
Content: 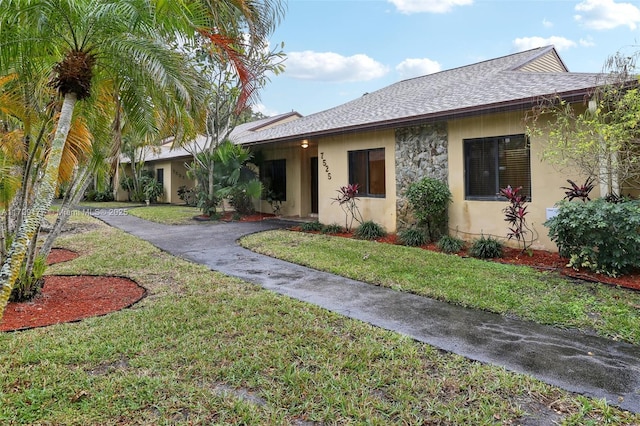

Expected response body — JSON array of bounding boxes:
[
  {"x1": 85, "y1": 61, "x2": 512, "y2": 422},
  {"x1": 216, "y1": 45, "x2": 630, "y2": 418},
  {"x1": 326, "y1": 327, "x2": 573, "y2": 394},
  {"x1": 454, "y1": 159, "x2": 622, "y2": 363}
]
[
  {"x1": 40, "y1": 163, "x2": 92, "y2": 258},
  {"x1": 0, "y1": 92, "x2": 77, "y2": 319}
]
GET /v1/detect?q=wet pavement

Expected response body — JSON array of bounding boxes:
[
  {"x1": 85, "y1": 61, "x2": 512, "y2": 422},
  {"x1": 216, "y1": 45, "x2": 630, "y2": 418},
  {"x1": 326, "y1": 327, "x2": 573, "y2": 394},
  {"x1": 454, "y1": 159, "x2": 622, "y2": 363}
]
[{"x1": 92, "y1": 211, "x2": 640, "y2": 414}]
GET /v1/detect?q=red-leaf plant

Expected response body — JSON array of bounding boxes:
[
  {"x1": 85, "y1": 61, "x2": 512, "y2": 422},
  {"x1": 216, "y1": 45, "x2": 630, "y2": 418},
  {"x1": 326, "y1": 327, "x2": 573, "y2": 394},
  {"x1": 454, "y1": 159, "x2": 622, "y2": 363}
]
[
  {"x1": 500, "y1": 185, "x2": 536, "y2": 254},
  {"x1": 561, "y1": 177, "x2": 595, "y2": 202},
  {"x1": 331, "y1": 183, "x2": 364, "y2": 232}
]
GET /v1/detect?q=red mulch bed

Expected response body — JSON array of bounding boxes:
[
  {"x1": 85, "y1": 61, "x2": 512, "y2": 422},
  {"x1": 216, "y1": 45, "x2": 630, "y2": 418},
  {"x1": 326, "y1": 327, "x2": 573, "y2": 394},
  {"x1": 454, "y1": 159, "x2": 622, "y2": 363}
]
[
  {"x1": 294, "y1": 228, "x2": 640, "y2": 292},
  {"x1": 1, "y1": 249, "x2": 146, "y2": 332}
]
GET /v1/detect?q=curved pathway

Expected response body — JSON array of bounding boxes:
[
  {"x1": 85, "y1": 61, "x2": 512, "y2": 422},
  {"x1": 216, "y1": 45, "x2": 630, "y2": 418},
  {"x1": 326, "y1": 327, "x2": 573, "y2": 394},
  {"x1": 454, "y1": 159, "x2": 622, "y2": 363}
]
[{"x1": 93, "y1": 211, "x2": 640, "y2": 414}]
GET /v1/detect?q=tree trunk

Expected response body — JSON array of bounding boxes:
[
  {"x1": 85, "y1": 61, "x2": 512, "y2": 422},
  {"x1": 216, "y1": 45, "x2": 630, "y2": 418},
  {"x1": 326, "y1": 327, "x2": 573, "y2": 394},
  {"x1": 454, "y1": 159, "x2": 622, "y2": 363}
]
[
  {"x1": 0, "y1": 92, "x2": 77, "y2": 319},
  {"x1": 40, "y1": 164, "x2": 92, "y2": 258}
]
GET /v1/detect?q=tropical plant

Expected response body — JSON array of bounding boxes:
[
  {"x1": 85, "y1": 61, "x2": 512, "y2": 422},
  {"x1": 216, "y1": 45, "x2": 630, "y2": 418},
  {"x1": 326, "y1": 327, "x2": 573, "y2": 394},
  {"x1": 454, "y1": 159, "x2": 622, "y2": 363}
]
[
  {"x1": 332, "y1": 183, "x2": 364, "y2": 232},
  {"x1": 436, "y1": 235, "x2": 465, "y2": 254},
  {"x1": 468, "y1": 235, "x2": 503, "y2": 259},
  {"x1": 405, "y1": 177, "x2": 452, "y2": 242},
  {"x1": 299, "y1": 221, "x2": 321, "y2": 232},
  {"x1": 177, "y1": 30, "x2": 285, "y2": 214},
  {"x1": 398, "y1": 228, "x2": 427, "y2": 247},
  {"x1": 0, "y1": 0, "x2": 285, "y2": 319},
  {"x1": 354, "y1": 221, "x2": 386, "y2": 240},
  {"x1": 500, "y1": 185, "x2": 536, "y2": 253},
  {"x1": 321, "y1": 223, "x2": 344, "y2": 235},
  {"x1": 561, "y1": 177, "x2": 595, "y2": 202}
]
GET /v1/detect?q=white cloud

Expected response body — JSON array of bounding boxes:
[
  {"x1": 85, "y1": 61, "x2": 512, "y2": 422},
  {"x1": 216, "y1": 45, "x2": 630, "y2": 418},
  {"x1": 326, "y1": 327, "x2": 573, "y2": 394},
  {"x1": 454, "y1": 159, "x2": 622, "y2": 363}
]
[
  {"x1": 396, "y1": 58, "x2": 442, "y2": 79},
  {"x1": 252, "y1": 103, "x2": 280, "y2": 117},
  {"x1": 579, "y1": 37, "x2": 596, "y2": 47},
  {"x1": 388, "y1": 0, "x2": 473, "y2": 14},
  {"x1": 513, "y1": 36, "x2": 577, "y2": 52},
  {"x1": 542, "y1": 18, "x2": 553, "y2": 28},
  {"x1": 575, "y1": 0, "x2": 640, "y2": 30},
  {"x1": 285, "y1": 51, "x2": 388, "y2": 82}
]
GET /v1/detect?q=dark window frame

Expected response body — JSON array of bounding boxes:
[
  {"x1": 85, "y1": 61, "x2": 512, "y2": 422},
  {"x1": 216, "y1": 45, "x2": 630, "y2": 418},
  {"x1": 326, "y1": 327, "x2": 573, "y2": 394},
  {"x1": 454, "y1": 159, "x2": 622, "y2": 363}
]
[
  {"x1": 348, "y1": 148, "x2": 386, "y2": 198},
  {"x1": 464, "y1": 134, "x2": 531, "y2": 201}
]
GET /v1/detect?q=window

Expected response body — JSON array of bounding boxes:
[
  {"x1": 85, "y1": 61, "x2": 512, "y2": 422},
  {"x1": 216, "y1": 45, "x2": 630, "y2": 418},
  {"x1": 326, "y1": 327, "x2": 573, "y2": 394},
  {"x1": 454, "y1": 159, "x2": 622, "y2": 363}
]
[
  {"x1": 156, "y1": 168, "x2": 164, "y2": 186},
  {"x1": 348, "y1": 148, "x2": 386, "y2": 197},
  {"x1": 464, "y1": 134, "x2": 531, "y2": 200},
  {"x1": 260, "y1": 159, "x2": 286, "y2": 201}
]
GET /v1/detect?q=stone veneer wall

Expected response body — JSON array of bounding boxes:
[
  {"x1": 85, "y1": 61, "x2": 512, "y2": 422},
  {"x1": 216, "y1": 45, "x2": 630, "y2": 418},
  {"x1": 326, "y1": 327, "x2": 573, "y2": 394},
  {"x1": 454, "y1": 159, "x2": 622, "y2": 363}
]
[{"x1": 395, "y1": 123, "x2": 448, "y2": 230}]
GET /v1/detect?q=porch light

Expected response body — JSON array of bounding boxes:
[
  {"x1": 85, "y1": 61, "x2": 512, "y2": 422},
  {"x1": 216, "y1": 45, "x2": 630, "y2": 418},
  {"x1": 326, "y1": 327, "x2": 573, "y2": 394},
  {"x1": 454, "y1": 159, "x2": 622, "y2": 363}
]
[{"x1": 301, "y1": 139, "x2": 309, "y2": 148}]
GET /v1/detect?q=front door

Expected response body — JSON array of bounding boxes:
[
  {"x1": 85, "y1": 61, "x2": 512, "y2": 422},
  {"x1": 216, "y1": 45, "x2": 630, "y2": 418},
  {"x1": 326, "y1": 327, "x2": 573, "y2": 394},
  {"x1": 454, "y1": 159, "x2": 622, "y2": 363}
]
[{"x1": 311, "y1": 157, "x2": 318, "y2": 214}]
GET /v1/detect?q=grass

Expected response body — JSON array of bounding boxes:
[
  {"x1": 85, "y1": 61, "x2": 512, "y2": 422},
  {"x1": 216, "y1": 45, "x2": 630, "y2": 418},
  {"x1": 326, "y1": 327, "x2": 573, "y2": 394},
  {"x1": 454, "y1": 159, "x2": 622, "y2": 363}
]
[
  {"x1": 126, "y1": 204, "x2": 201, "y2": 225},
  {"x1": 239, "y1": 230, "x2": 640, "y2": 345},
  {"x1": 2, "y1": 217, "x2": 639, "y2": 424}
]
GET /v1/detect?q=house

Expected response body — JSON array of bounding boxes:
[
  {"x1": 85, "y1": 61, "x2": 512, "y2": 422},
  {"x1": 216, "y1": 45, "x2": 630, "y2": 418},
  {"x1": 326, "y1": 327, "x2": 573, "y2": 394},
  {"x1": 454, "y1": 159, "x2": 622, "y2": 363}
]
[
  {"x1": 233, "y1": 45, "x2": 611, "y2": 251},
  {"x1": 115, "y1": 111, "x2": 302, "y2": 203}
]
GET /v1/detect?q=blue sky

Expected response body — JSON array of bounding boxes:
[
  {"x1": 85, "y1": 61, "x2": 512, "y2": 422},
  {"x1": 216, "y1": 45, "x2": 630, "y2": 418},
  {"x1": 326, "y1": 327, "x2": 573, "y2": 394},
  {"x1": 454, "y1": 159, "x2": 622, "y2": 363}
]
[{"x1": 253, "y1": 0, "x2": 640, "y2": 116}]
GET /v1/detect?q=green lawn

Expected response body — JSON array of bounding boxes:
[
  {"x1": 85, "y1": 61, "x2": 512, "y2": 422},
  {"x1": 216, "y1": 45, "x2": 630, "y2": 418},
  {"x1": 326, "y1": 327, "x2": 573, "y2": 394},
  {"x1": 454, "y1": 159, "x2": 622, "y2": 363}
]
[
  {"x1": 239, "y1": 230, "x2": 640, "y2": 346},
  {"x1": 1, "y1": 216, "x2": 638, "y2": 424},
  {"x1": 126, "y1": 204, "x2": 201, "y2": 225}
]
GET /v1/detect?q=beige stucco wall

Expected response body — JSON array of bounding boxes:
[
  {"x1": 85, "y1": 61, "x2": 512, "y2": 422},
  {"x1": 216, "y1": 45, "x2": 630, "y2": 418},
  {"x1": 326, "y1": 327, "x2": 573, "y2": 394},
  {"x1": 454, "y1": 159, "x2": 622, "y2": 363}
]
[
  {"x1": 254, "y1": 144, "x2": 312, "y2": 217},
  {"x1": 447, "y1": 110, "x2": 598, "y2": 251},
  {"x1": 316, "y1": 130, "x2": 397, "y2": 233},
  {"x1": 167, "y1": 160, "x2": 191, "y2": 204}
]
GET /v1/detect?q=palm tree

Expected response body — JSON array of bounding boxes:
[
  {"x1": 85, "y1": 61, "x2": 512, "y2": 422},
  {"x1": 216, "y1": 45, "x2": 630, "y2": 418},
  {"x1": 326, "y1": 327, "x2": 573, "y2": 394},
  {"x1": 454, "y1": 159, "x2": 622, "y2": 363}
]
[{"x1": 0, "y1": 0, "x2": 285, "y2": 319}]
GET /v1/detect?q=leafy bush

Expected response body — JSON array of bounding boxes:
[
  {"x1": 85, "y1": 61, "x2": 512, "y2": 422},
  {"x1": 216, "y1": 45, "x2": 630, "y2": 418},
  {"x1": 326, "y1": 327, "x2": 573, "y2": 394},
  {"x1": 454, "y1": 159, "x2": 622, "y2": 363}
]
[
  {"x1": 354, "y1": 221, "x2": 386, "y2": 240},
  {"x1": 301, "y1": 221, "x2": 323, "y2": 232},
  {"x1": 437, "y1": 235, "x2": 465, "y2": 253},
  {"x1": 142, "y1": 177, "x2": 163, "y2": 202},
  {"x1": 405, "y1": 177, "x2": 451, "y2": 242},
  {"x1": 398, "y1": 228, "x2": 426, "y2": 247},
  {"x1": 84, "y1": 187, "x2": 114, "y2": 202},
  {"x1": 177, "y1": 186, "x2": 197, "y2": 206},
  {"x1": 468, "y1": 236, "x2": 503, "y2": 259},
  {"x1": 322, "y1": 223, "x2": 344, "y2": 234},
  {"x1": 546, "y1": 199, "x2": 640, "y2": 276}
]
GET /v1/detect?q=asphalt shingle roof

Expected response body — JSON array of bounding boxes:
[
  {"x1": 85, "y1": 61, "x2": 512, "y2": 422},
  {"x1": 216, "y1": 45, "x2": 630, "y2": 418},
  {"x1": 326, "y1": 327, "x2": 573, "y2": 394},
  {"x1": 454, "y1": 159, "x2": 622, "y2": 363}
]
[{"x1": 236, "y1": 46, "x2": 602, "y2": 146}]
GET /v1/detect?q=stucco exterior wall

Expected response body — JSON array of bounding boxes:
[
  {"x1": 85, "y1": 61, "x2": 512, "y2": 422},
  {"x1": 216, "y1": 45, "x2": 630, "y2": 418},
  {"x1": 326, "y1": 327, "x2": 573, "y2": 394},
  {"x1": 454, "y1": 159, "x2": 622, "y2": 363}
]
[
  {"x1": 168, "y1": 160, "x2": 191, "y2": 204},
  {"x1": 317, "y1": 130, "x2": 397, "y2": 233},
  {"x1": 447, "y1": 110, "x2": 598, "y2": 251},
  {"x1": 254, "y1": 145, "x2": 311, "y2": 217}
]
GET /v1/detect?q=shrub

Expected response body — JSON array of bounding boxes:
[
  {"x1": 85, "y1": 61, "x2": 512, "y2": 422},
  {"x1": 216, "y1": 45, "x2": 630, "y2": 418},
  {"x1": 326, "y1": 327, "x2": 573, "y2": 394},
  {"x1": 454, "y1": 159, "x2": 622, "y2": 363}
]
[
  {"x1": 354, "y1": 221, "x2": 386, "y2": 240},
  {"x1": 84, "y1": 187, "x2": 114, "y2": 202},
  {"x1": 437, "y1": 235, "x2": 465, "y2": 253},
  {"x1": 468, "y1": 236, "x2": 503, "y2": 259},
  {"x1": 405, "y1": 177, "x2": 451, "y2": 242},
  {"x1": 322, "y1": 223, "x2": 344, "y2": 234},
  {"x1": 545, "y1": 198, "x2": 640, "y2": 276},
  {"x1": 177, "y1": 186, "x2": 197, "y2": 206},
  {"x1": 301, "y1": 221, "x2": 323, "y2": 232},
  {"x1": 398, "y1": 228, "x2": 426, "y2": 247}
]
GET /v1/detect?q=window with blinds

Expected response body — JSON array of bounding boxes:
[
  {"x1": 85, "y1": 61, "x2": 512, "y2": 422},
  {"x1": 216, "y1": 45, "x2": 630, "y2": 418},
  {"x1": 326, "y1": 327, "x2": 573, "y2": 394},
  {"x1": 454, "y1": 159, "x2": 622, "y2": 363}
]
[
  {"x1": 348, "y1": 148, "x2": 386, "y2": 197},
  {"x1": 464, "y1": 134, "x2": 531, "y2": 200}
]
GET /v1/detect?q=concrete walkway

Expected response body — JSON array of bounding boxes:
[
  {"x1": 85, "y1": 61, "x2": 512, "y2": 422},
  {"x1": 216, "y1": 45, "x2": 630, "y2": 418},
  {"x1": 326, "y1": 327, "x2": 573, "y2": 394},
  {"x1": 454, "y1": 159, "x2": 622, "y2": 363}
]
[{"x1": 92, "y1": 211, "x2": 640, "y2": 414}]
